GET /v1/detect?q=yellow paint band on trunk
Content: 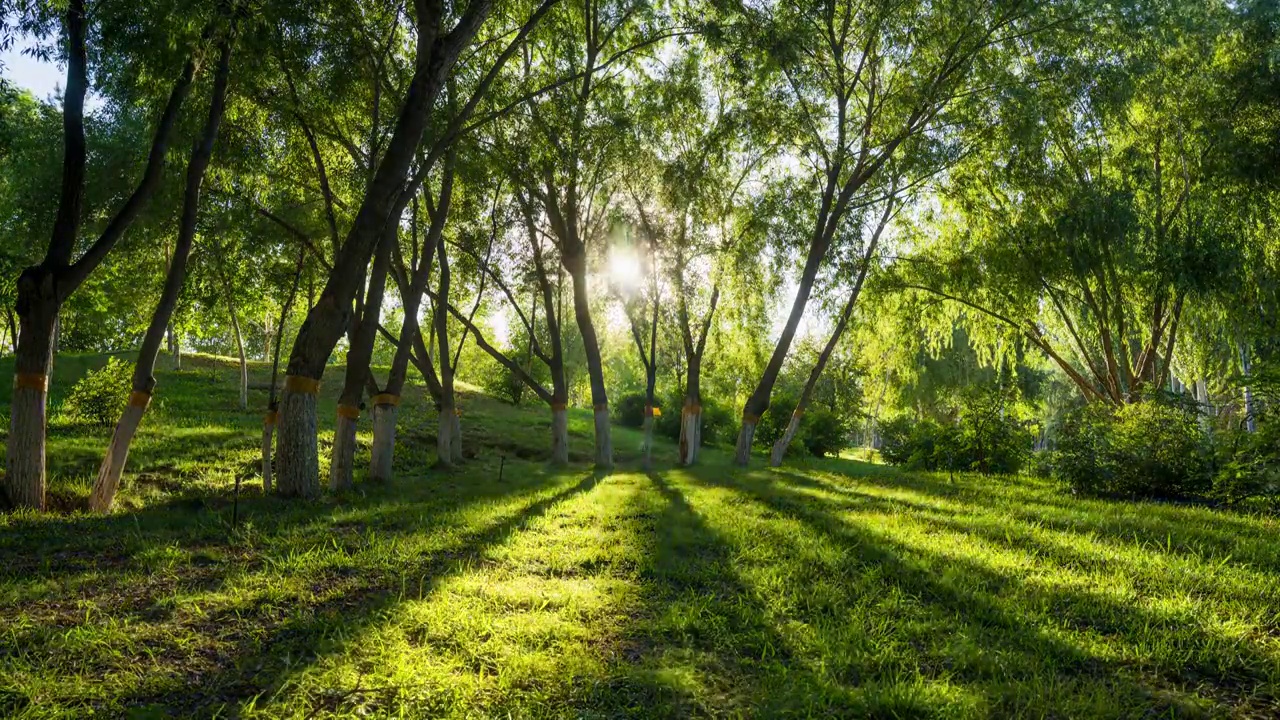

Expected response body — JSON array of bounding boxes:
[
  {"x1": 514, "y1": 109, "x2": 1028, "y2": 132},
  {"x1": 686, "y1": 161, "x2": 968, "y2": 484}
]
[
  {"x1": 371, "y1": 393, "x2": 401, "y2": 407},
  {"x1": 550, "y1": 402, "x2": 568, "y2": 412},
  {"x1": 284, "y1": 375, "x2": 321, "y2": 394},
  {"x1": 792, "y1": 408, "x2": 805, "y2": 418},
  {"x1": 336, "y1": 404, "x2": 360, "y2": 420},
  {"x1": 593, "y1": 403, "x2": 608, "y2": 412},
  {"x1": 264, "y1": 410, "x2": 278, "y2": 426},
  {"x1": 742, "y1": 412, "x2": 761, "y2": 424},
  {"x1": 127, "y1": 390, "x2": 152, "y2": 409},
  {"x1": 682, "y1": 403, "x2": 702, "y2": 415},
  {"x1": 13, "y1": 373, "x2": 48, "y2": 391}
]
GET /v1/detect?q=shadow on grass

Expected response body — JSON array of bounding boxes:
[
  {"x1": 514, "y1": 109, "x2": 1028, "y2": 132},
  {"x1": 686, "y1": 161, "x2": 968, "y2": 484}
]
[
  {"x1": 690, "y1": 466, "x2": 1278, "y2": 715},
  {"x1": 105, "y1": 471, "x2": 603, "y2": 715}
]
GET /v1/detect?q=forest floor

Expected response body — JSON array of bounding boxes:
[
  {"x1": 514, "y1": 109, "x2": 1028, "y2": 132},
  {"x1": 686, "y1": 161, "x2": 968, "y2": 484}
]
[{"x1": 1, "y1": 354, "x2": 1279, "y2": 718}]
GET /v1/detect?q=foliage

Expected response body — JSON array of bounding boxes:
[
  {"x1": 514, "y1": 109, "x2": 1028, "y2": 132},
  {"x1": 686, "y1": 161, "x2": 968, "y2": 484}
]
[
  {"x1": 1054, "y1": 401, "x2": 1211, "y2": 500},
  {"x1": 800, "y1": 407, "x2": 848, "y2": 458},
  {"x1": 58, "y1": 356, "x2": 134, "y2": 427},
  {"x1": 615, "y1": 392, "x2": 659, "y2": 429},
  {"x1": 654, "y1": 393, "x2": 735, "y2": 447},
  {"x1": 879, "y1": 390, "x2": 1033, "y2": 474}
]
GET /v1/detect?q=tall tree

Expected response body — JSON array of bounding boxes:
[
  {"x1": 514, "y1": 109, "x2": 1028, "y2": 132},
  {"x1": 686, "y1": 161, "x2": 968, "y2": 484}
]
[{"x1": 5, "y1": 1, "x2": 212, "y2": 509}]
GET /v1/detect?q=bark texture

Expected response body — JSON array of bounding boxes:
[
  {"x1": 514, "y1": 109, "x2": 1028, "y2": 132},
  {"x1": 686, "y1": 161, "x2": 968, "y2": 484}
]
[
  {"x1": 551, "y1": 407, "x2": 569, "y2": 466},
  {"x1": 369, "y1": 402, "x2": 398, "y2": 481},
  {"x1": 275, "y1": 385, "x2": 320, "y2": 498},
  {"x1": 678, "y1": 402, "x2": 701, "y2": 466},
  {"x1": 89, "y1": 400, "x2": 147, "y2": 511},
  {"x1": 329, "y1": 411, "x2": 359, "y2": 492}
]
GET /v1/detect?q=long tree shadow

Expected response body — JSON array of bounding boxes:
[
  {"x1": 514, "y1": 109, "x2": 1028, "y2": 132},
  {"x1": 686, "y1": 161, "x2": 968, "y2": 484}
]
[
  {"x1": 101, "y1": 471, "x2": 603, "y2": 716},
  {"x1": 809, "y1": 458, "x2": 1280, "y2": 576},
  {"x1": 568, "y1": 470, "x2": 936, "y2": 718},
  {"x1": 689, "y1": 467, "x2": 1279, "y2": 717}
]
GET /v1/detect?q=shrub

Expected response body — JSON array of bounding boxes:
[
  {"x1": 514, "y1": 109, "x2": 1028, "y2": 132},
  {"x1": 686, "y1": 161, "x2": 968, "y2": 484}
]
[
  {"x1": 1055, "y1": 401, "x2": 1210, "y2": 499},
  {"x1": 1212, "y1": 423, "x2": 1280, "y2": 508},
  {"x1": 801, "y1": 407, "x2": 849, "y2": 458},
  {"x1": 615, "y1": 392, "x2": 659, "y2": 429},
  {"x1": 879, "y1": 395, "x2": 1032, "y2": 475},
  {"x1": 61, "y1": 356, "x2": 134, "y2": 428},
  {"x1": 479, "y1": 360, "x2": 528, "y2": 405}
]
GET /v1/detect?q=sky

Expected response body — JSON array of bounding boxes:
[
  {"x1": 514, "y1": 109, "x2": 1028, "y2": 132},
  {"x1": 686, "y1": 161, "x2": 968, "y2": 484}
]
[{"x1": 1, "y1": 36, "x2": 67, "y2": 103}]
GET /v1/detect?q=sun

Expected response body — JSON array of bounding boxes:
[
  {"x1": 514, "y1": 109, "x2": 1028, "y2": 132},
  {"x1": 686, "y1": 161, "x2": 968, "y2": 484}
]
[{"x1": 609, "y1": 249, "x2": 642, "y2": 291}]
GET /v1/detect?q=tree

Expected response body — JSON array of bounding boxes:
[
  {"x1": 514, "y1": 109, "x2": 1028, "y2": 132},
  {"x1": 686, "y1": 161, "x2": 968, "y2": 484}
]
[
  {"x1": 723, "y1": 0, "x2": 1042, "y2": 466},
  {"x1": 5, "y1": 1, "x2": 214, "y2": 509}
]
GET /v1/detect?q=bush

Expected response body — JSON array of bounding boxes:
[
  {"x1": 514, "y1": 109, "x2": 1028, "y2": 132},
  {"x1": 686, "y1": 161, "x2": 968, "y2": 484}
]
[
  {"x1": 1055, "y1": 401, "x2": 1210, "y2": 499},
  {"x1": 801, "y1": 408, "x2": 849, "y2": 458},
  {"x1": 481, "y1": 358, "x2": 529, "y2": 404},
  {"x1": 615, "y1": 392, "x2": 659, "y2": 429},
  {"x1": 1212, "y1": 423, "x2": 1280, "y2": 508},
  {"x1": 61, "y1": 356, "x2": 134, "y2": 428},
  {"x1": 879, "y1": 393, "x2": 1032, "y2": 475}
]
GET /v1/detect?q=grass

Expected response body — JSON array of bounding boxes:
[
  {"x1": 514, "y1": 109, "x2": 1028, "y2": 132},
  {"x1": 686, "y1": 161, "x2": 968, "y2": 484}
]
[{"x1": 1, "y1": 354, "x2": 1278, "y2": 718}]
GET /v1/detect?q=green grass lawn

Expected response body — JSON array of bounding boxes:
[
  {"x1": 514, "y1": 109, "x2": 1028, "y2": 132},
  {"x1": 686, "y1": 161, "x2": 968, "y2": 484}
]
[{"x1": 1, "y1": 354, "x2": 1278, "y2": 718}]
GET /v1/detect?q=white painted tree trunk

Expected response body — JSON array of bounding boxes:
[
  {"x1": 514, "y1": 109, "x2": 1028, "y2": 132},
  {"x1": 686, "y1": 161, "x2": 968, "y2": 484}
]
[
  {"x1": 734, "y1": 417, "x2": 758, "y2": 467},
  {"x1": 369, "y1": 403, "x2": 398, "y2": 482},
  {"x1": 329, "y1": 408, "x2": 359, "y2": 492},
  {"x1": 7, "y1": 380, "x2": 49, "y2": 510},
  {"x1": 1240, "y1": 346, "x2": 1256, "y2": 433},
  {"x1": 551, "y1": 406, "x2": 569, "y2": 466},
  {"x1": 451, "y1": 411, "x2": 463, "y2": 464},
  {"x1": 276, "y1": 383, "x2": 320, "y2": 498},
  {"x1": 641, "y1": 412, "x2": 655, "y2": 471},
  {"x1": 678, "y1": 405, "x2": 701, "y2": 466},
  {"x1": 89, "y1": 394, "x2": 150, "y2": 512},
  {"x1": 437, "y1": 407, "x2": 454, "y2": 466},
  {"x1": 593, "y1": 406, "x2": 613, "y2": 471},
  {"x1": 770, "y1": 411, "x2": 803, "y2": 467},
  {"x1": 261, "y1": 413, "x2": 276, "y2": 493}
]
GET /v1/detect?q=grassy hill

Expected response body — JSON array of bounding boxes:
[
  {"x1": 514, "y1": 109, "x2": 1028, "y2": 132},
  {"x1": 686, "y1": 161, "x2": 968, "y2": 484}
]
[{"x1": 0, "y1": 355, "x2": 1278, "y2": 717}]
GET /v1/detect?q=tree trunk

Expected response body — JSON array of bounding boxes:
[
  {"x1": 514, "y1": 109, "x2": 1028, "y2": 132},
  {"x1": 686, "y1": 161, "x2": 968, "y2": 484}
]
[
  {"x1": 641, "y1": 409, "x2": 655, "y2": 472},
  {"x1": 566, "y1": 261, "x2": 611, "y2": 470},
  {"x1": 437, "y1": 406, "x2": 454, "y2": 466},
  {"x1": 734, "y1": 418, "x2": 758, "y2": 466},
  {"x1": 551, "y1": 404, "x2": 569, "y2": 466},
  {"x1": 261, "y1": 410, "x2": 276, "y2": 493},
  {"x1": 276, "y1": 376, "x2": 320, "y2": 498},
  {"x1": 275, "y1": 5, "x2": 486, "y2": 493},
  {"x1": 770, "y1": 411, "x2": 804, "y2": 467},
  {"x1": 734, "y1": 236, "x2": 830, "y2": 465},
  {"x1": 369, "y1": 400, "x2": 398, "y2": 481},
  {"x1": 330, "y1": 226, "x2": 395, "y2": 491},
  {"x1": 679, "y1": 399, "x2": 701, "y2": 466},
  {"x1": 1240, "y1": 344, "x2": 1256, "y2": 433},
  {"x1": 228, "y1": 295, "x2": 248, "y2": 410},
  {"x1": 329, "y1": 406, "x2": 359, "y2": 492},
  {"x1": 88, "y1": 37, "x2": 233, "y2": 512},
  {"x1": 5, "y1": 303, "x2": 55, "y2": 509},
  {"x1": 88, "y1": 395, "x2": 148, "y2": 511}
]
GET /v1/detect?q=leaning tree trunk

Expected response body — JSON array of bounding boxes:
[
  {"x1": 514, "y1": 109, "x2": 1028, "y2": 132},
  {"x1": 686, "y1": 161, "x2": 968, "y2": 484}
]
[
  {"x1": 369, "y1": 394, "x2": 399, "y2": 481},
  {"x1": 641, "y1": 407, "x2": 656, "y2": 472},
  {"x1": 566, "y1": 259, "x2": 611, "y2": 470},
  {"x1": 228, "y1": 293, "x2": 248, "y2": 410},
  {"x1": 733, "y1": 212, "x2": 838, "y2": 466},
  {"x1": 550, "y1": 402, "x2": 569, "y2": 466},
  {"x1": 330, "y1": 226, "x2": 394, "y2": 492},
  {"x1": 88, "y1": 37, "x2": 232, "y2": 512}
]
